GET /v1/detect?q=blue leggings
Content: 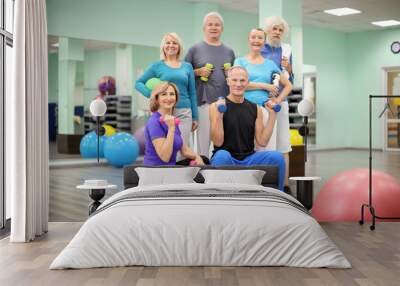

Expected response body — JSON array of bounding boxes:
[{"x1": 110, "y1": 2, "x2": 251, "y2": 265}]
[{"x1": 211, "y1": 150, "x2": 286, "y2": 191}]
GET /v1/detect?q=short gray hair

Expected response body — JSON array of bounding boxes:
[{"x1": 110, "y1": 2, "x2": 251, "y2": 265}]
[
  {"x1": 264, "y1": 16, "x2": 289, "y2": 34},
  {"x1": 227, "y1": 65, "x2": 249, "y2": 78},
  {"x1": 203, "y1": 11, "x2": 224, "y2": 26}
]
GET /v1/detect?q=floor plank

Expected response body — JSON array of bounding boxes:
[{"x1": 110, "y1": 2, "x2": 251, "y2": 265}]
[{"x1": 1, "y1": 222, "x2": 400, "y2": 286}]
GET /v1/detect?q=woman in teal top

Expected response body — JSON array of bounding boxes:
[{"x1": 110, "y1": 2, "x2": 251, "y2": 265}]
[
  {"x1": 234, "y1": 28, "x2": 292, "y2": 150},
  {"x1": 135, "y1": 32, "x2": 198, "y2": 150},
  {"x1": 234, "y1": 29, "x2": 282, "y2": 106}
]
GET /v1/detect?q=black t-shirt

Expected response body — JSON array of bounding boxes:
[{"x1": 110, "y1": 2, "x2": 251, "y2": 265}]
[{"x1": 213, "y1": 97, "x2": 257, "y2": 160}]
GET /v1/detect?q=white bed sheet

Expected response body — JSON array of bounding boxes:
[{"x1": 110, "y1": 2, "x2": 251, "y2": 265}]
[{"x1": 50, "y1": 183, "x2": 350, "y2": 269}]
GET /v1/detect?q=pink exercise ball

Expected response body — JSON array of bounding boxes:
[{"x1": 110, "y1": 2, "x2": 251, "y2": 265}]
[
  {"x1": 312, "y1": 168, "x2": 400, "y2": 222},
  {"x1": 133, "y1": 126, "x2": 146, "y2": 155}
]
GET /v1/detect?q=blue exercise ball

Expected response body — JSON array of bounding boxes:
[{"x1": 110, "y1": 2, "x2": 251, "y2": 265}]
[
  {"x1": 103, "y1": 132, "x2": 139, "y2": 168},
  {"x1": 80, "y1": 131, "x2": 106, "y2": 158}
]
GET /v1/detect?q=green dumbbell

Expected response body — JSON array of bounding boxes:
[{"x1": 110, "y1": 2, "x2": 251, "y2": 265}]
[
  {"x1": 200, "y1": 63, "x2": 213, "y2": 82},
  {"x1": 223, "y1": 63, "x2": 231, "y2": 69},
  {"x1": 223, "y1": 63, "x2": 231, "y2": 77}
]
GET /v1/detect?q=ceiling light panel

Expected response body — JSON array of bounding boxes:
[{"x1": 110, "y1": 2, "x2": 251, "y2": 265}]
[
  {"x1": 324, "y1": 7, "x2": 362, "y2": 16},
  {"x1": 371, "y1": 20, "x2": 400, "y2": 27}
]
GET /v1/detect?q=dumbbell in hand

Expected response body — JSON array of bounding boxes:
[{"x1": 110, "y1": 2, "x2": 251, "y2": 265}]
[
  {"x1": 216, "y1": 96, "x2": 227, "y2": 113},
  {"x1": 200, "y1": 63, "x2": 214, "y2": 82},
  {"x1": 223, "y1": 63, "x2": 231, "y2": 69},
  {"x1": 265, "y1": 72, "x2": 281, "y2": 112},
  {"x1": 222, "y1": 63, "x2": 231, "y2": 78},
  {"x1": 223, "y1": 62, "x2": 231, "y2": 70},
  {"x1": 159, "y1": 117, "x2": 181, "y2": 125},
  {"x1": 263, "y1": 99, "x2": 281, "y2": 112}
]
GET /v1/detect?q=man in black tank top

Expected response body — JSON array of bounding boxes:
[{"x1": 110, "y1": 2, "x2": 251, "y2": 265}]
[{"x1": 209, "y1": 66, "x2": 286, "y2": 191}]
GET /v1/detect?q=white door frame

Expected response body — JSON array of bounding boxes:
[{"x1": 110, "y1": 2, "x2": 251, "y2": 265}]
[
  {"x1": 382, "y1": 66, "x2": 400, "y2": 151},
  {"x1": 303, "y1": 71, "x2": 317, "y2": 148}
]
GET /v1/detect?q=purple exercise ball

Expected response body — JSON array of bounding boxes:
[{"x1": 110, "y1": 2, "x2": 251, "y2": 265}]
[{"x1": 133, "y1": 126, "x2": 146, "y2": 155}]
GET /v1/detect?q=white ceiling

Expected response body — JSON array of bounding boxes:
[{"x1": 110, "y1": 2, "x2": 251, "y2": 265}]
[
  {"x1": 181, "y1": 0, "x2": 400, "y2": 32},
  {"x1": 48, "y1": 0, "x2": 399, "y2": 51}
]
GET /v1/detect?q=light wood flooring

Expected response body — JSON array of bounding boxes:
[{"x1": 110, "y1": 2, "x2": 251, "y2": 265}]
[
  {"x1": 1, "y1": 222, "x2": 400, "y2": 286},
  {"x1": 49, "y1": 165, "x2": 122, "y2": 221}
]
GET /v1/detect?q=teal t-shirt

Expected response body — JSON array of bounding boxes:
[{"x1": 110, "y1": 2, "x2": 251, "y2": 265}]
[
  {"x1": 234, "y1": 57, "x2": 280, "y2": 106},
  {"x1": 135, "y1": 60, "x2": 198, "y2": 120}
]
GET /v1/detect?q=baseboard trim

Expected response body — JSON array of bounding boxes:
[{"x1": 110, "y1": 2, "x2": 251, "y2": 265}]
[
  {"x1": 49, "y1": 156, "x2": 144, "y2": 169},
  {"x1": 308, "y1": 147, "x2": 383, "y2": 152},
  {"x1": 49, "y1": 159, "x2": 108, "y2": 169}
]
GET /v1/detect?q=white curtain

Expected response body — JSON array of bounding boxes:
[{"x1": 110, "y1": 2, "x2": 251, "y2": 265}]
[{"x1": 8, "y1": 0, "x2": 49, "y2": 242}]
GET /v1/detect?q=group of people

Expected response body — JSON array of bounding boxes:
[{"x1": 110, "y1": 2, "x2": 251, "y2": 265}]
[{"x1": 135, "y1": 12, "x2": 294, "y2": 192}]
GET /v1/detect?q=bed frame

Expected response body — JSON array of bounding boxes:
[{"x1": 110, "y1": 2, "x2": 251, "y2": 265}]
[{"x1": 123, "y1": 164, "x2": 280, "y2": 190}]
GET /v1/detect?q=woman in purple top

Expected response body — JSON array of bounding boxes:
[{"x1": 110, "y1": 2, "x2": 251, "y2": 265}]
[{"x1": 144, "y1": 82, "x2": 205, "y2": 166}]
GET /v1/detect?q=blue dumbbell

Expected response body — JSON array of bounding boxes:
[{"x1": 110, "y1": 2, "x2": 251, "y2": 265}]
[
  {"x1": 263, "y1": 100, "x2": 281, "y2": 112},
  {"x1": 217, "y1": 97, "x2": 227, "y2": 113},
  {"x1": 264, "y1": 72, "x2": 281, "y2": 112}
]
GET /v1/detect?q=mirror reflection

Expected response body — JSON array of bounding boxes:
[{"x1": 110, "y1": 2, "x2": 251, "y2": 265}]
[{"x1": 48, "y1": 36, "x2": 156, "y2": 161}]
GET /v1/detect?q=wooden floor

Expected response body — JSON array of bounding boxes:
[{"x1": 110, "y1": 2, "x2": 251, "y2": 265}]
[
  {"x1": 49, "y1": 165, "x2": 123, "y2": 221},
  {"x1": 1, "y1": 222, "x2": 400, "y2": 286}
]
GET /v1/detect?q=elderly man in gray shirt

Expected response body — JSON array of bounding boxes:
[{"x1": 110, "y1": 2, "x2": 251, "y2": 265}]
[{"x1": 185, "y1": 11, "x2": 235, "y2": 157}]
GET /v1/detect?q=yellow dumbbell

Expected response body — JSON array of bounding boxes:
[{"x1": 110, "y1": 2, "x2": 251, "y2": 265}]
[
  {"x1": 223, "y1": 63, "x2": 231, "y2": 69},
  {"x1": 200, "y1": 63, "x2": 214, "y2": 82}
]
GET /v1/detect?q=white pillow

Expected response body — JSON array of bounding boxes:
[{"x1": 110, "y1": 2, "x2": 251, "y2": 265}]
[
  {"x1": 200, "y1": 169, "x2": 266, "y2": 185},
  {"x1": 136, "y1": 167, "x2": 200, "y2": 186}
]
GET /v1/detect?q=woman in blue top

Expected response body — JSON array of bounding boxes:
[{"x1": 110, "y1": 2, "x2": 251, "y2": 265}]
[
  {"x1": 144, "y1": 81, "x2": 205, "y2": 166},
  {"x1": 135, "y1": 33, "x2": 198, "y2": 152},
  {"x1": 234, "y1": 28, "x2": 292, "y2": 151}
]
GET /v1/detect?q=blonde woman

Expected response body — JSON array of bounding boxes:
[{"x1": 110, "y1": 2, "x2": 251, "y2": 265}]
[
  {"x1": 143, "y1": 82, "x2": 206, "y2": 166},
  {"x1": 135, "y1": 33, "x2": 198, "y2": 150}
]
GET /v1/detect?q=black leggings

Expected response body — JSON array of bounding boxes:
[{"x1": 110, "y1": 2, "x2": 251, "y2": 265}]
[{"x1": 176, "y1": 155, "x2": 210, "y2": 166}]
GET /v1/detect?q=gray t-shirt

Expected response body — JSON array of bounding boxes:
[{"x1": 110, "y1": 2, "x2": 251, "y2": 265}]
[{"x1": 185, "y1": 41, "x2": 235, "y2": 106}]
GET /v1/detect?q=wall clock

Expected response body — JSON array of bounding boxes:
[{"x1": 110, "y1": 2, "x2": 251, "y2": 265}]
[{"x1": 391, "y1": 41, "x2": 400, "y2": 54}]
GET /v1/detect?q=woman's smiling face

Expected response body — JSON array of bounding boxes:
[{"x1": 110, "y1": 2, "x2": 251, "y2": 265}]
[
  {"x1": 248, "y1": 29, "x2": 265, "y2": 52},
  {"x1": 157, "y1": 85, "x2": 177, "y2": 110},
  {"x1": 163, "y1": 35, "x2": 180, "y2": 58}
]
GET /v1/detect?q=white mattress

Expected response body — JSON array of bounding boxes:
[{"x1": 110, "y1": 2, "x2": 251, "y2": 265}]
[{"x1": 50, "y1": 183, "x2": 350, "y2": 269}]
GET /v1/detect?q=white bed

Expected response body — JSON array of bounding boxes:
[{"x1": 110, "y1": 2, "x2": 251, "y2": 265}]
[{"x1": 50, "y1": 183, "x2": 351, "y2": 269}]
